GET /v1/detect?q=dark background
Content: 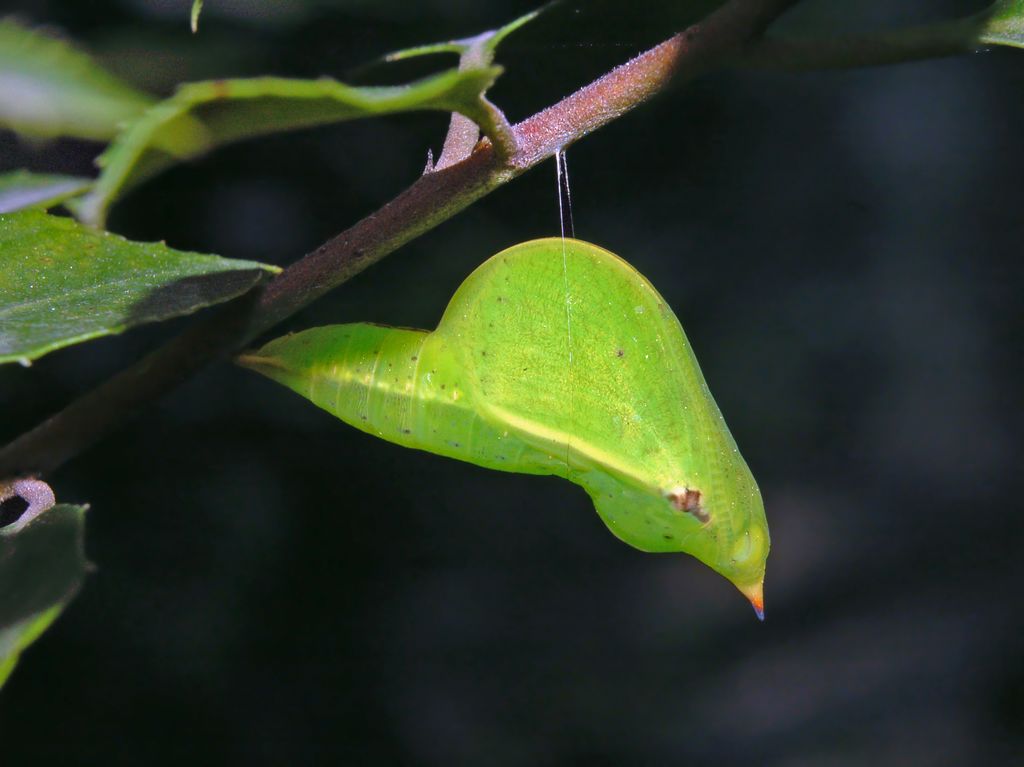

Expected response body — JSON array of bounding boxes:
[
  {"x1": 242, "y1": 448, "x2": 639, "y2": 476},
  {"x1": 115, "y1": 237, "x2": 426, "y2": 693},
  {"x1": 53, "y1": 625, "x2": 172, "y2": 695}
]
[{"x1": 1, "y1": 0, "x2": 1022, "y2": 764}]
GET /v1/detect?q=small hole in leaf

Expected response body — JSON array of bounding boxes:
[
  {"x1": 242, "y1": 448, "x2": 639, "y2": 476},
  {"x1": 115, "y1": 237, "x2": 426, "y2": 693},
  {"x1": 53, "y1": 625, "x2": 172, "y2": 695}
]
[{"x1": 0, "y1": 495, "x2": 30, "y2": 528}]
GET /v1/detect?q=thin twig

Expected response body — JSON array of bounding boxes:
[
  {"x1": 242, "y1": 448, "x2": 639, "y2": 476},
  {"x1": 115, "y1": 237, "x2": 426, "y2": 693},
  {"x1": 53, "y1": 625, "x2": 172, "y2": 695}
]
[{"x1": 0, "y1": 0, "x2": 802, "y2": 478}]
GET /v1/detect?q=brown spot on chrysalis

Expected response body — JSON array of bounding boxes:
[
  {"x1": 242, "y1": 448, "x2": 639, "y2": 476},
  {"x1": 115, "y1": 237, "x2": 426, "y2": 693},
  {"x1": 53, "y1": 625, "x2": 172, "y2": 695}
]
[
  {"x1": 668, "y1": 488, "x2": 709, "y2": 523},
  {"x1": 616, "y1": 349, "x2": 624, "y2": 358}
]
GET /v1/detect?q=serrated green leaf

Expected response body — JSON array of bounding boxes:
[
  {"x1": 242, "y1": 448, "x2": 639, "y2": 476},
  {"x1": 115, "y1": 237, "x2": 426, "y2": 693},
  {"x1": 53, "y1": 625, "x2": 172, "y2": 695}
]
[
  {"x1": 75, "y1": 67, "x2": 501, "y2": 227},
  {"x1": 0, "y1": 18, "x2": 154, "y2": 141},
  {"x1": 0, "y1": 170, "x2": 92, "y2": 214},
  {"x1": 0, "y1": 502, "x2": 88, "y2": 690},
  {"x1": 980, "y1": 0, "x2": 1024, "y2": 48},
  {"x1": 0, "y1": 209, "x2": 278, "y2": 364}
]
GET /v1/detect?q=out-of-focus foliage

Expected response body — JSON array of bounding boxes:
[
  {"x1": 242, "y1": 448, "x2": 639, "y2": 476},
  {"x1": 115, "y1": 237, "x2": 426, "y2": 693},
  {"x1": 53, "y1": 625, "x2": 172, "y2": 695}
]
[
  {"x1": 0, "y1": 19, "x2": 153, "y2": 141},
  {"x1": 0, "y1": 170, "x2": 91, "y2": 214},
  {"x1": 0, "y1": 503, "x2": 87, "y2": 690},
  {"x1": 190, "y1": 0, "x2": 204, "y2": 34}
]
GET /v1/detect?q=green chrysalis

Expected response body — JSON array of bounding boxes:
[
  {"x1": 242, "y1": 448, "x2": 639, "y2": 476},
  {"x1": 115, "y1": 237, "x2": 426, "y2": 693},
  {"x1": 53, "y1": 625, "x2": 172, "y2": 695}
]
[{"x1": 239, "y1": 239, "x2": 769, "y2": 615}]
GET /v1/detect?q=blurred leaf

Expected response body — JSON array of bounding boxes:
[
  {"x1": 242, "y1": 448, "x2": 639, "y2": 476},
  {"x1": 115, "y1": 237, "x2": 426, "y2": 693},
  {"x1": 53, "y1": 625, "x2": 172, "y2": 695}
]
[
  {"x1": 0, "y1": 18, "x2": 154, "y2": 141},
  {"x1": 191, "y1": 0, "x2": 204, "y2": 33},
  {"x1": 0, "y1": 209, "x2": 279, "y2": 365},
  {"x1": 0, "y1": 170, "x2": 92, "y2": 214},
  {"x1": 980, "y1": 0, "x2": 1024, "y2": 48},
  {"x1": 74, "y1": 67, "x2": 501, "y2": 226},
  {"x1": 0, "y1": 503, "x2": 88, "y2": 690}
]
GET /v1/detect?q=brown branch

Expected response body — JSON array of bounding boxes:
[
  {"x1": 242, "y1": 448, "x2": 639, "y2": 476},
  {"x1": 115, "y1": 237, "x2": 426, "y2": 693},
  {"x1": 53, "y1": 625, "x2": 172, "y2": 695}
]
[{"x1": 0, "y1": 0, "x2": 801, "y2": 479}]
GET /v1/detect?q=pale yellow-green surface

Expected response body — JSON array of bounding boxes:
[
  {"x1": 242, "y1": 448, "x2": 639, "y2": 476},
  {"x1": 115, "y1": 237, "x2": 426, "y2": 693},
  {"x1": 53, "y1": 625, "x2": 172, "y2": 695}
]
[{"x1": 241, "y1": 239, "x2": 769, "y2": 607}]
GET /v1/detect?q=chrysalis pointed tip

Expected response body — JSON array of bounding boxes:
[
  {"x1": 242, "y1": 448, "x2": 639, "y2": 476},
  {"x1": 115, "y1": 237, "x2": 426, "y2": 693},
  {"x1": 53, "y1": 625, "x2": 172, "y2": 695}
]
[
  {"x1": 751, "y1": 598, "x2": 765, "y2": 622},
  {"x1": 739, "y1": 580, "x2": 765, "y2": 622}
]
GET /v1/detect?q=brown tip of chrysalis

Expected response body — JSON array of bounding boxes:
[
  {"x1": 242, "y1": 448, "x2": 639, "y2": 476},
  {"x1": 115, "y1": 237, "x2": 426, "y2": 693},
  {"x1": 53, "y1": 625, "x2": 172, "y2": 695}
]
[
  {"x1": 751, "y1": 596, "x2": 765, "y2": 622},
  {"x1": 739, "y1": 580, "x2": 765, "y2": 622}
]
